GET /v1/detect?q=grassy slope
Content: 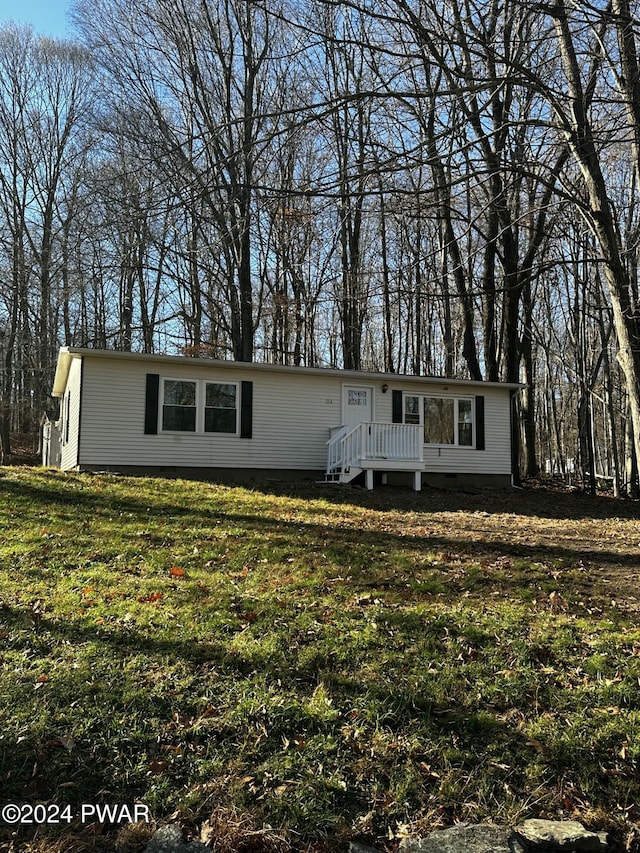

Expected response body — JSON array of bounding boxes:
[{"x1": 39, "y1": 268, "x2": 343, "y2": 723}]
[{"x1": 0, "y1": 469, "x2": 639, "y2": 852}]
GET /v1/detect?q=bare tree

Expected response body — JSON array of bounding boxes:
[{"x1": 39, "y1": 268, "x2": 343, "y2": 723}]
[
  {"x1": 518, "y1": 0, "x2": 640, "y2": 484},
  {"x1": 312, "y1": 1, "x2": 377, "y2": 370},
  {"x1": 74, "y1": 0, "x2": 288, "y2": 362},
  {"x1": 0, "y1": 25, "x2": 92, "y2": 460}
]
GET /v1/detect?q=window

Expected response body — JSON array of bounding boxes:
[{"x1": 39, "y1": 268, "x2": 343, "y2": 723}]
[
  {"x1": 161, "y1": 379, "x2": 238, "y2": 434},
  {"x1": 205, "y1": 383, "x2": 237, "y2": 433},
  {"x1": 347, "y1": 389, "x2": 368, "y2": 406},
  {"x1": 404, "y1": 395, "x2": 420, "y2": 425},
  {"x1": 457, "y1": 399, "x2": 473, "y2": 446},
  {"x1": 424, "y1": 397, "x2": 455, "y2": 444},
  {"x1": 404, "y1": 394, "x2": 474, "y2": 446},
  {"x1": 162, "y1": 380, "x2": 197, "y2": 432}
]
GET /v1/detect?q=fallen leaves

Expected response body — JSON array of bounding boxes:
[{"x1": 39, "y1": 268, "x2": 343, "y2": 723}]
[
  {"x1": 136, "y1": 591, "x2": 164, "y2": 603},
  {"x1": 146, "y1": 759, "x2": 169, "y2": 775},
  {"x1": 549, "y1": 590, "x2": 569, "y2": 612}
]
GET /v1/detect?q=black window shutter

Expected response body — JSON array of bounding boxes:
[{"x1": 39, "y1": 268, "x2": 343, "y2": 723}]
[
  {"x1": 392, "y1": 390, "x2": 403, "y2": 423},
  {"x1": 65, "y1": 391, "x2": 71, "y2": 444},
  {"x1": 475, "y1": 395, "x2": 485, "y2": 450},
  {"x1": 240, "y1": 381, "x2": 253, "y2": 438},
  {"x1": 144, "y1": 374, "x2": 160, "y2": 435}
]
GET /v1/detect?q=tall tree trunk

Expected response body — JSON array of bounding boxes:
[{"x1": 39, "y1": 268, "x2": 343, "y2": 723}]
[{"x1": 551, "y1": 0, "x2": 640, "y2": 471}]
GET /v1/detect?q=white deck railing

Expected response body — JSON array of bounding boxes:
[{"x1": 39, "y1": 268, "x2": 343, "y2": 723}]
[{"x1": 326, "y1": 422, "x2": 422, "y2": 475}]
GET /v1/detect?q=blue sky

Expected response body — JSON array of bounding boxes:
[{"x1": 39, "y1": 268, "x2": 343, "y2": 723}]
[{"x1": 1, "y1": 0, "x2": 72, "y2": 38}]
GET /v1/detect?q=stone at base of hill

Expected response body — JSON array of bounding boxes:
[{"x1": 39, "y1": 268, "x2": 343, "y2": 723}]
[
  {"x1": 349, "y1": 843, "x2": 380, "y2": 853},
  {"x1": 144, "y1": 824, "x2": 210, "y2": 853},
  {"x1": 513, "y1": 820, "x2": 608, "y2": 852},
  {"x1": 396, "y1": 820, "x2": 609, "y2": 853},
  {"x1": 398, "y1": 823, "x2": 512, "y2": 853}
]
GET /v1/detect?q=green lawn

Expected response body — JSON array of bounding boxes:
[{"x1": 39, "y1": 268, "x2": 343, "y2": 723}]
[{"x1": 0, "y1": 469, "x2": 639, "y2": 852}]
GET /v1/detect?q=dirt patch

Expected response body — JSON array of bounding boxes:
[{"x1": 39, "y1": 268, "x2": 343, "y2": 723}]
[
  {"x1": 408, "y1": 487, "x2": 640, "y2": 619},
  {"x1": 262, "y1": 478, "x2": 640, "y2": 620}
]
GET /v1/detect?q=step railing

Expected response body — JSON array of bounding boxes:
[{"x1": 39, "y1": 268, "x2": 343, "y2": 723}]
[
  {"x1": 326, "y1": 422, "x2": 422, "y2": 477},
  {"x1": 326, "y1": 425, "x2": 350, "y2": 475}
]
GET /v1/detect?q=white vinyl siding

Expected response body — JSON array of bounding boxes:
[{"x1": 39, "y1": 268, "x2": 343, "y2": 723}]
[
  {"x1": 55, "y1": 351, "x2": 514, "y2": 477},
  {"x1": 384, "y1": 385, "x2": 511, "y2": 475},
  {"x1": 59, "y1": 356, "x2": 82, "y2": 470},
  {"x1": 78, "y1": 360, "x2": 342, "y2": 471},
  {"x1": 422, "y1": 394, "x2": 511, "y2": 475}
]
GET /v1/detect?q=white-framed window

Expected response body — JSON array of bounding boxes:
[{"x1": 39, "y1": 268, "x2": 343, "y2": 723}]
[
  {"x1": 162, "y1": 379, "x2": 197, "y2": 431},
  {"x1": 347, "y1": 389, "x2": 368, "y2": 406},
  {"x1": 404, "y1": 394, "x2": 474, "y2": 447},
  {"x1": 161, "y1": 378, "x2": 238, "y2": 434},
  {"x1": 204, "y1": 382, "x2": 237, "y2": 433}
]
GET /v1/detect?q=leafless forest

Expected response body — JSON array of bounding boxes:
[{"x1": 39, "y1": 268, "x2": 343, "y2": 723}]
[{"x1": 1, "y1": 0, "x2": 640, "y2": 494}]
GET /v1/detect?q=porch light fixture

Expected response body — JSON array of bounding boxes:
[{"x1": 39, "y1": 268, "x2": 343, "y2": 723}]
[{"x1": 381, "y1": 383, "x2": 389, "y2": 393}]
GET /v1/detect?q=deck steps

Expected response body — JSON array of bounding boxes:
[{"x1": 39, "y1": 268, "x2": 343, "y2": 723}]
[
  {"x1": 325, "y1": 422, "x2": 424, "y2": 491},
  {"x1": 321, "y1": 466, "x2": 362, "y2": 485}
]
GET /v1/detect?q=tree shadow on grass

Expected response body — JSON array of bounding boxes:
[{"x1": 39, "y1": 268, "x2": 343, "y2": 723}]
[
  {"x1": 249, "y1": 477, "x2": 640, "y2": 522},
  {"x1": 1, "y1": 601, "x2": 632, "y2": 851},
  {"x1": 2, "y1": 471, "x2": 637, "y2": 851},
  {"x1": 2, "y1": 472, "x2": 639, "y2": 612},
  {"x1": 3, "y1": 467, "x2": 639, "y2": 522}
]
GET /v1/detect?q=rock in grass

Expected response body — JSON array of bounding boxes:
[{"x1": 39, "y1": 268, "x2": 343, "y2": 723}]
[
  {"x1": 398, "y1": 823, "x2": 512, "y2": 852},
  {"x1": 513, "y1": 819, "x2": 608, "y2": 851},
  {"x1": 144, "y1": 824, "x2": 210, "y2": 853}
]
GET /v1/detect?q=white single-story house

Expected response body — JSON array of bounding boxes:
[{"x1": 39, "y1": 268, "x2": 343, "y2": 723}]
[{"x1": 43, "y1": 347, "x2": 521, "y2": 489}]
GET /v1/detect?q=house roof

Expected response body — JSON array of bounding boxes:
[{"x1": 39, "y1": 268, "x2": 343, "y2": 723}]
[{"x1": 52, "y1": 346, "x2": 523, "y2": 397}]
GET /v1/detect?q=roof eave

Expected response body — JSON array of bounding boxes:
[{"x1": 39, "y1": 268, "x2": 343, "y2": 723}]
[
  {"x1": 51, "y1": 347, "x2": 73, "y2": 397},
  {"x1": 53, "y1": 347, "x2": 524, "y2": 391}
]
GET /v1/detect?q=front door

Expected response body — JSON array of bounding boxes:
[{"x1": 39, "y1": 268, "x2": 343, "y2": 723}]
[{"x1": 342, "y1": 384, "x2": 374, "y2": 429}]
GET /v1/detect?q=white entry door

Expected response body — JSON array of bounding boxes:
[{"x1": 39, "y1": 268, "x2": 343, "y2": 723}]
[{"x1": 342, "y1": 384, "x2": 374, "y2": 429}]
